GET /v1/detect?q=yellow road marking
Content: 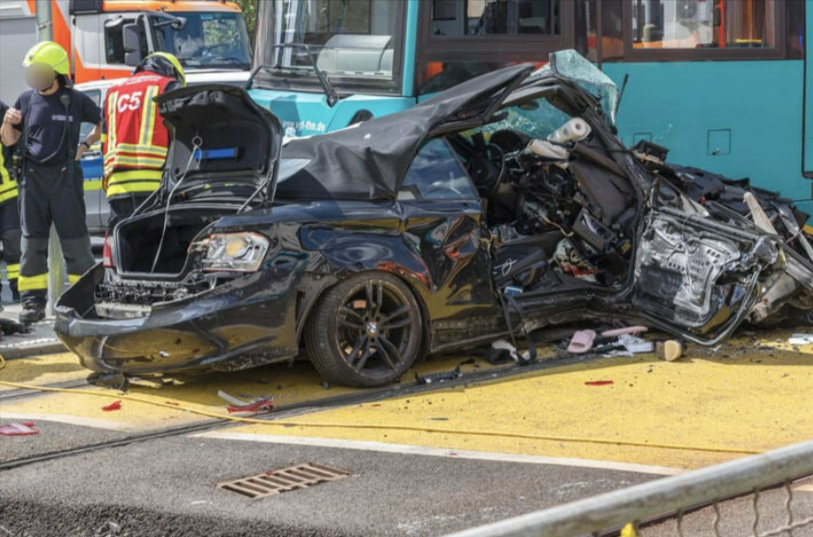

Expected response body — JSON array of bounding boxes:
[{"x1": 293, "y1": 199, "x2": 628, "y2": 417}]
[
  {"x1": 4, "y1": 330, "x2": 810, "y2": 471},
  {"x1": 0, "y1": 353, "x2": 509, "y2": 431},
  {"x1": 224, "y1": 340, "x2": 813, "y2": 470},
  {"x1": 0, "y1": 353, "x2": 86, "y2": 392}
]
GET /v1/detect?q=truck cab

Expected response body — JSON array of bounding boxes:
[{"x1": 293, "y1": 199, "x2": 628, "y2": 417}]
[
  {"x1": 0, "y1": 1, "x2": 253, "y2": 104},
  {"x1": 71, "y1": 0, "x2": 253, "y2": 85}
]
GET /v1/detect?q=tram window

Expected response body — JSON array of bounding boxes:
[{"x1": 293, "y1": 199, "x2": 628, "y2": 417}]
[
  {"x1": 785, "y1": 0, "x2": 804, "y2": 59},
  {"x1": 430, "y1": 0, "x2": 560, "y2": 37},
  {"x1": 272, "y1": 0, "x2": 399, "y2": 79},
  {"x1": 574, "y1": 0, "x2": 624, "y2": 62},
  {"x1": 631, "y1": 0, "x2": 777, "y2": 50}
]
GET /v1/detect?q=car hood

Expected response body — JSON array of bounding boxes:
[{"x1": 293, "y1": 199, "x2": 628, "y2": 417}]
[{"x1": 156, "y1": 85, "x2": 283, "y2": 191}]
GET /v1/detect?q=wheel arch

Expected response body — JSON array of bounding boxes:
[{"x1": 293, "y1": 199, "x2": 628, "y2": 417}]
[{"x1": 295, "y1": 267, "x2": 432, "y2": 354}]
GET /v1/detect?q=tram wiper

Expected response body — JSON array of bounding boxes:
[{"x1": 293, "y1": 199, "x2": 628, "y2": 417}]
[
  {"x1": 615, "y1": 73, "x2": 630, "y2": 117},
  {"x1": 248, "y1": 43, "x2": 340, "y2": 108}
]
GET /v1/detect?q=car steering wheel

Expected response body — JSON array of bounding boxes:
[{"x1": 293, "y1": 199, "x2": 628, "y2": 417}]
[{"x1": 471, "y1": 143, "x2": 506, "y2": 199}]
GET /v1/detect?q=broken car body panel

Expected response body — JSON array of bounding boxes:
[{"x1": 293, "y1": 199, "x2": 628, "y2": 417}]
[{"x1": 55, "y1": 52, "x2": 813, "y2": 385}]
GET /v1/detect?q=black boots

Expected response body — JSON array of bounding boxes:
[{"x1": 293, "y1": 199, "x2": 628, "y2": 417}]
[{"x1": 19, "y1": 302, "x2": 45, "y2": 323}]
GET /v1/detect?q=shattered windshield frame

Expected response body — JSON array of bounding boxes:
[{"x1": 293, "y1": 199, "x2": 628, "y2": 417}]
[{"x1": 532, "y1": 50, "x2": 620, "y2": 127}]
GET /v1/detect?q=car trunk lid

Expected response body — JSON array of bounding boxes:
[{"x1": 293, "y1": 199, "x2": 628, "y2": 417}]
[{"x1": 156, "y1": 85, "x2": 283, "y2": 202}]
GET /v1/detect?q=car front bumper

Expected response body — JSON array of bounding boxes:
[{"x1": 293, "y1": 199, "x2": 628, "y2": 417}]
[{"x1": 54, "y1": 263, "x2": 304, "y2": 375}]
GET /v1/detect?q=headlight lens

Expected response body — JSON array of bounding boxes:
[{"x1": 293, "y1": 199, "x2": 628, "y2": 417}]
[{"x1": 203, "y1": 232, "x2": 270, "y2": 272}]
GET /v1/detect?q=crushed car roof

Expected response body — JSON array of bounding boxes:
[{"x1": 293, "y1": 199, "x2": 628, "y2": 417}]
[{"x1": 277, "y1": 64, "x2": 535, "y2": 201}]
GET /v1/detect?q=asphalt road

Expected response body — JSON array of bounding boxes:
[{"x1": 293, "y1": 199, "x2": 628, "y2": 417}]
[
  {"x1": 0, "y1": 434, "x2": 657, "y2": 537},
  {"x1": 2, "y1": 328, "x2": 812, "y2": 536}
]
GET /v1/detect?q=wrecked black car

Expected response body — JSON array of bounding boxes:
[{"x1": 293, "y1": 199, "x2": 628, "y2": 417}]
[{"x1": 55, "y1": 51, "x2": 813, "y2": 387}]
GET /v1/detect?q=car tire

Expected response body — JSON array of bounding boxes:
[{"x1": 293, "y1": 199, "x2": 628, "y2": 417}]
[{"x1": 305, "y1": 272, "x2": 423, "y2": 388}]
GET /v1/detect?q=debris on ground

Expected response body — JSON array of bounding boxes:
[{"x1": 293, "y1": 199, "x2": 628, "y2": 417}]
[
  {"x1": 0, "y1": 422, "x2": 39, "y2": 436},
  {"x1": 601, "y1": 326, "x2": 648, "y2": 338},
  {"x1": 567, "y1": 330, "x2": 596, "y2": 354},
  {"x1": 0, "y1": 318, "x2": 32, "y2": 336},
  {"x1": 564, "y1": 327, "x2": 654, "y2": 357},
  {"x1": 788, "y1": 334, "x2": 813, "y2": 346},
  {"x1": 415, "y1": 367, "x2": 462, "y2": 385},
  {"x1": 489, "y1": 339, "x2": 532, "y2": 364},
  {"x1": 102, "y1": 401, "x2": 122, "y2": 412},
  {"x1": 218, "y1": 391, "x2": 274, "y2": 414},
  {"x1": 585, "y1": 380, "x2": 614, "y2": 387},
  {"x1": 616, "y1": 334, "x2": 654, "y2": 354},
  {"x1": 485, "y1": 346, "x2": 515, "y2": 365},
  {"x1": 87, "y1": 372, "x2": 129, "y2": 392},
  {"x1": 657, "y1": 340, "x2": 685, "y2": 362}
]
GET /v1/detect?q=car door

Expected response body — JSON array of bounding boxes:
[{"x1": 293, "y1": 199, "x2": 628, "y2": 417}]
[
  {"x1": 78, "y1": 88, "x2": 105, "y2": 233},
  {"x1": 630, "y1": 195, "x2": 777, "y2": 345},
  {"x1": 397, "y1": 138, "x2": 498, "y2": 345}
]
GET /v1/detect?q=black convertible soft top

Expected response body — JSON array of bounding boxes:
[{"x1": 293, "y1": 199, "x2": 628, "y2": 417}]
[{"x1": 276, "y1": 64, "x2": 535, "y2": 201}]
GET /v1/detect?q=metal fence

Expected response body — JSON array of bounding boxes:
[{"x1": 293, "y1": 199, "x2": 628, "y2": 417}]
[{"x1": 443, "y1": 439, "x2": 813, "y2": 537}]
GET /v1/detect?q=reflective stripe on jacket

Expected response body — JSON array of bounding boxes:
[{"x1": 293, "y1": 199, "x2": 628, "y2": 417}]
[
  {"x1": 0, "y1": 145, "x2": 18, "y2": 205},
  {"x1": 103, "y1": 72, "x2": 173, "y2": 199}
]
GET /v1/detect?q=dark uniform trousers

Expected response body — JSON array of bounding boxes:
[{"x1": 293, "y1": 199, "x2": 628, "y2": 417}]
[
  {"x1": 0, "y1": 199, "x2": 21, "y2": 297},
  {"x1": 18, "y1": 159, "x2": 94, "y2": 305},
  {"x1": 109, "y1": 193, "x2": 151, "y2": 224}
]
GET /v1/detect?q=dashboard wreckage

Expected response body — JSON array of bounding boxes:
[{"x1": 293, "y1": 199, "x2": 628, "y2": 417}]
[{"x1": 55, "y1": 51, "x2": 813, "y2": 387}]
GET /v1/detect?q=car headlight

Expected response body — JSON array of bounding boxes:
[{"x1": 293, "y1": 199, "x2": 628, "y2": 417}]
[{"x1": 203, "y1": 232, "x2": 270, "y2": 272}]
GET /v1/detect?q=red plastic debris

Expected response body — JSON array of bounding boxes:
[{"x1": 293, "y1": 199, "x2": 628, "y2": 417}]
[
  {"x1": 585, "y1": 381, "x2": 614, "y2": 387},
  {"x1": 0, "y1": 422, "x2": 39, "y2": 436},
  {"x1": 218, "y1": 390, "x2": 274, "y2": 415},
  {"x1": 102, "y1": 400, "x2": 122, "y2": 411},
  {"x1": 226, "y1": 398, "x2": 274, "y2": 414},
  {"x1": 165, "y1": 401, "x2": 180, "y2": 406}
]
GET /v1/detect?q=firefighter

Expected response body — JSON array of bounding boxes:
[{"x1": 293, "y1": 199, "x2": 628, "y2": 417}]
[
  {"x1": 103, "y1": 52, "x2": 185, "y2": 221},
  {"x1": 0, "y1": 101, "x2": 21, "y2": 302},
  {"x1": 0, "y1": 41, "x2": 102, "y2": 323}
]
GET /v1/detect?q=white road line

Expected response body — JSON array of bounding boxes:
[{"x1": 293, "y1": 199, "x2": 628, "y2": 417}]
[
  {"x1": 193, "y1": 431, "x2": 683, "y2": 476},
  {"x1": 0, "y1": 412, "x2": 135, "y2": 431}
]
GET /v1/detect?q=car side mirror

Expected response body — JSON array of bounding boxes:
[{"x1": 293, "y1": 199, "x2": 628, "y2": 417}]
[
  {"x1": 123, "y1": 23, "x2": 142, "y2": 67},
  {"x1": 171, "y1": 17, "x2": 187, "y2": 31}
]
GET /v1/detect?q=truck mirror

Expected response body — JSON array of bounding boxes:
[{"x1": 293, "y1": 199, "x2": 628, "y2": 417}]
[{"x1": 123, "y1": 23, "x2": 142, "y2": 67}]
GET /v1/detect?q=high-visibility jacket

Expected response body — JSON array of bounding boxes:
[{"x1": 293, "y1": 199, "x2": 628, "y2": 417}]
[
  {"x1": 103, "y1": 71, "x2": 173, "y2": 199},
  {"x1": 0, "y1": 146, "x2": 18, "y2": 205}
]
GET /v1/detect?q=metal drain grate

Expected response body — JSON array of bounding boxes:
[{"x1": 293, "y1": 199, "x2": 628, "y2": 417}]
[{"x1": 217, "y1": 463, "x2": 351, "y2": 499}]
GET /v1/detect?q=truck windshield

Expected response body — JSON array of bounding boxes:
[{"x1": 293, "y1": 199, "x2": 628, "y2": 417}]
[
  {"x1": 255, "y1": 0, "x2": 402, "y2": 92},
  {"x1": 152, "y1": 12, "x2": 252, "y2": 70}
]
